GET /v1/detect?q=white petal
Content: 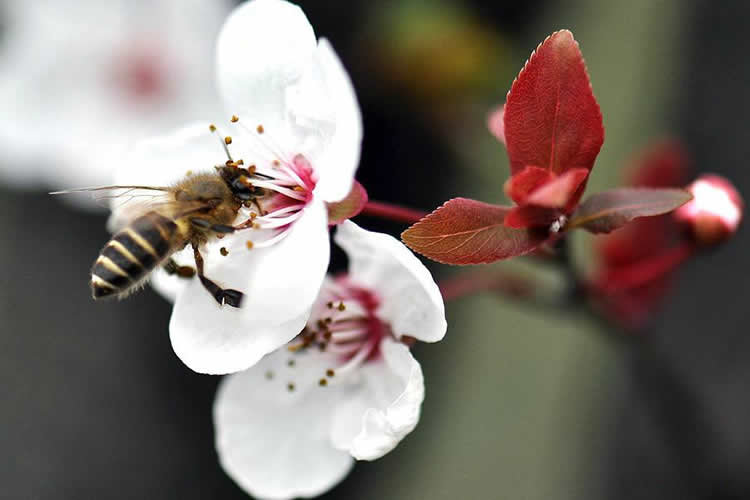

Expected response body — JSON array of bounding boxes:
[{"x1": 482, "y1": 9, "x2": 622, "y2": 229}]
[
  {"x1": 0, "y1": 0, "x2": 230, "y2": 192},
  {"x1": 215, "y1": 349, "x2": 353, "y2": 500},
  {"x1": 149, "y1": 268, "x2": 182, "y2": 304},
  {"x1": 167, "y1": 201, "x2": 330, "y2": 373},
  {"x1": 206, "y1": 199, "x2": 330, "y2": 326},
  {"x1": 335, "y1": 221, "x2": 446, "y2": 343},
  {"x1": 215, "y1": 0, "x2": 316, "y2": 135},
  {"x1": 304, "y1": 38, "x2": 362, "y2": 202},
  {"x1": 170, "y1": 292, "x2": 310, "y2": 375},
  {"x1": 330, "y1": 338, "x2": 424, "y2": 461}
]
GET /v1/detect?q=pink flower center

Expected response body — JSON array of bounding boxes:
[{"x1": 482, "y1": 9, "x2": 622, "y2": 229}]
[
  {"x1": 217, "y1": 118, "x2": 319, "y2": 249},
  {"x1": 113, "y1": 47, "x2": 168, "y2": 101},
  {"x1": 286, "y1": 277, "x2": 392, "y2": 387}
]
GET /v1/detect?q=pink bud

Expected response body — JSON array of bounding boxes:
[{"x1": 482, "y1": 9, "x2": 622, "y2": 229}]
[
  {"x1": 487, "y1": 104, "x2": 506, "y2": 146},
  {"x1": 675, "y1": 174, "x2": 743, "y2": 246}
]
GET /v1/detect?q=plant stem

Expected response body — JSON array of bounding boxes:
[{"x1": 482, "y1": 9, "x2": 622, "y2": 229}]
[
  {"x1": 360, "y1": 201, "x2": 427, "y2": 225},
  {"x1": 551, "y1": 235, "x2": 586, "y2": 302}
]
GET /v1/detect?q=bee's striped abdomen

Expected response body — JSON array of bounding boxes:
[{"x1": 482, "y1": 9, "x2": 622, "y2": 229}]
[{"x1": 91, "y1": 212, "x2": 178, "y2": 299}]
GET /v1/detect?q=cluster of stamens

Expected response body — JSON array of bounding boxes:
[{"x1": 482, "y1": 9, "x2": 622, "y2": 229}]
[
  {"x1": 265, "y1": 280, "x2": 389, "y2": 392},
  {"x1": 210, "y1": 115, "x2": 317, "y2": 249}
]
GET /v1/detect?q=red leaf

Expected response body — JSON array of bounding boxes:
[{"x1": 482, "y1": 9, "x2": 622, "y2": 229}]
[
  {"x1": 504, "y1": 205, "x2": 560, "y2": 229},
  {"x1": 504, "y1": 165, "x2": 553, "y2": 204},
  {"x1": 597, "y1": 141, "x2": 688, "y2": 267},
  {"x1": 569, "y1": 188, "x2": 693, "y2": 234},
  {"x1": 488, "y1": 104, "x2": 506, "y2": 146},
  {"x1": 326, "y1": 181, "x2": 368, "y2": 225},
  {"x1": 504, "y1": 30, "x2": 604, "y2": 176},
  {"x1": 503, "y1": 168, "x2": 589, "y2": 228},
  {"x1": 525, "y1": 167, "x2": 589, "y2": 209},
  {"x1": 401, "y1": 198, "x2": 545, "y2": 265}
]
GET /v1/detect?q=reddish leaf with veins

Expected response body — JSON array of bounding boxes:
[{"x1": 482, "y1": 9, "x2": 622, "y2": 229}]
[
  {"x1": 503, "y1": 29, "x2": 604, "y2": 176},
  {"x1": 401, "y1": 198, "x2": 545, "y2": 265},
  {"x1": 525, "y1": 167, "x2": 589, "y2": 209},
  {"x1": 504, "y1": 167, "x2": 590, "y2": 229},
  {"x1": 568, "y1": 187, "x2": 692, "y2": 234},
  {"x1": 505, "y1": 204, "x2": 563, "y2": 229},
  {"x1": 404, "y1": 30, "x2": 606, "y2": 264},
  {"x1": 504, "y1": 166, "x2": 553, "y2": 204}
]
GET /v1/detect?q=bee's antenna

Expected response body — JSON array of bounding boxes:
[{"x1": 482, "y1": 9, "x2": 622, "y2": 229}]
[{"x1": 209, "y1": 124, "x2": 234, "y2": 163}]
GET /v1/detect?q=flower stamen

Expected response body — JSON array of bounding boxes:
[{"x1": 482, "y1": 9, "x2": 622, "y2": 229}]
[
  {"x1": 254, "y1": 209, "x2": 305, "y2": 229},
  {"x1": 249, "y1": 228, "x2": 292, "y2": 249}
]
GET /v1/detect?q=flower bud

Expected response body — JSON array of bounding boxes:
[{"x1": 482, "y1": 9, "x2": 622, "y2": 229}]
[{"x1": 675, "y1": 174, "x2": 743, "y2": 246}]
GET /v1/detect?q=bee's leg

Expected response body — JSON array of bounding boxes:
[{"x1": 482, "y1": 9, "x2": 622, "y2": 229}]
[
  {"x1": 210, "y1": 224, "x2": 235, "y2": 234},
  {"x1": 163, "y1": 258, "x2": 196, "y2": 278},
  {"x1": 252, "y1": 199, "x2": 266, "y2": 216},
  {"x1": 189, "y1": 217, "x2": 235, "y2": 235},
  {"x1": 192, "y1": 243, "x2": 244, "y2": 308}
]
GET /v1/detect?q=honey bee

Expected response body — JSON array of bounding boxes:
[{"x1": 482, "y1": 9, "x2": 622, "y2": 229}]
[{"x1": 53, "y1": 163, "x2": 269, "y2": 308}]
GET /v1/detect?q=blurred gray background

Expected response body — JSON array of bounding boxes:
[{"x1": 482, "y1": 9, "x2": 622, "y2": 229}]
[{"x1": 2, "y1": 0, "x2": 749, "y2": 498}]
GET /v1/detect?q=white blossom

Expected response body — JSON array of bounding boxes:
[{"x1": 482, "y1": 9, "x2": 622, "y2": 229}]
[
  {"x1": 213, "y1": 221, "x2": 447, "y2": 500},
  {"x1": 0, "y1": 0, "x2": 231, "y2": 193},
  {"x1": 111, "y1": 0, "x2": 363, "y2": 374}
]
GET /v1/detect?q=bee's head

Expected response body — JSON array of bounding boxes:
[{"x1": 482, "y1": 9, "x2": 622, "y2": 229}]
[{"x1": 216, "y1": 164, "x2": 266, "y2": 201}]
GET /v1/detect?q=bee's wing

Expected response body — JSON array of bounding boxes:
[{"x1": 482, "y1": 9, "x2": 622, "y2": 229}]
[
  {"x1": 110, "y1": 197, "x2": 221, "y2": 234},
  {"x1": 52, "y1": 185, "x2": 218, "y2": 231},
  {"x1": 51, "y1": 185, "x2": 176, "y2": 231},
  {"x1": 51, "y1": 185, "x2": 173, "y2": 209}
]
